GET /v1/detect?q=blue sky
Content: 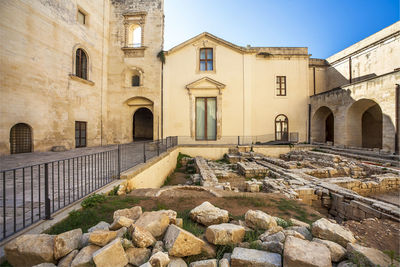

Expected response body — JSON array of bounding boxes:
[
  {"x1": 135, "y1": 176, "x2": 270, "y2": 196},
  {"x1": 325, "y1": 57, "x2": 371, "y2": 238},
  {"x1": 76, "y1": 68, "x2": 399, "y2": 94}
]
[{"x1": 164, "y1": 0, "x2": 400, "y2": 58}]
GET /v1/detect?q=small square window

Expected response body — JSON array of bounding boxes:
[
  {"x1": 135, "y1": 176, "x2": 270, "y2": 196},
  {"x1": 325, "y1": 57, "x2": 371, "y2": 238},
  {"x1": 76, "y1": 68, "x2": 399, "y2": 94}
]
[
  {"x1": 199, "y1": 48, "x2": 213, "y2": 71},
  {"x1": 77, "y1": 10, "x2": 86, "y2": 25}
]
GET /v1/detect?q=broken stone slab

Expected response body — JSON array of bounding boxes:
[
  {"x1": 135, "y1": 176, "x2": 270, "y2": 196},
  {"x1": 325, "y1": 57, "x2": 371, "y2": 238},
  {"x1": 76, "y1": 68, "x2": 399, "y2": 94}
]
[
  {"x1": 218, "y1": 258, "x2": 229, "y2": 267},
  {"x1": 175, "y1": 218, "x2": 183, "y2": 228},
  {"x1": 152, "y1": 241, "x2": 165, "y2": 255},
  {"x1": 54, "y1": 228, "x2": 82, "y2": 260},
  {"x1": 286, "y1": 226, "x2": 312, "y2": 240},
  {"x1": 245, "y1": 210, "x2": 277, "y2": 230},
  {"x1": 92, "y1": 238, "x2": 128, "y2": 267},
  {"x1": 261, "y1": 241, "x2": 284, "y2": 254},
  {"x1": 88, "y1": 221, "x2": 110, "y2": 232},
  {"x1": 109, "y1": 215, "x2": 134, "y2": 230},
  {"x1": 88, "y1": 230, "x2": 117, "y2": 247},
  {"x1": 205, "y1": 223, "x2": 245, "y2": 245},
  {"x1": 313, "y1": 238, "x2": 346, "y2": 262},
  {"x1": 113, "y1": 206, "x2": 142, "y2": 220},
  {"x1": 260, "y1": 231, "x2": 285, "y2": 243},
  {"x1": 159, "y1": 209, "x2": 178, "y2": 224},
  {"x1": 71, "y1": 244, "x2": 101, "y2": 267},
  {"x1": 164, "y1": 224, "x2": 205, "y2": 257},
  {"x1": 230, "y1": 247, "x2": 282, "y2": 267},
  {"x1": 167, "y1": 257, "x2": 188, "y2": 267},
  {"x1": 4, "y1": 234, "x2": 55, "y2": 267},
  {"x1": 283, "y1": 236, "x2": 331, "y2": 267},
  {"x1": 135, "y1": 211, "x2": 171, "y2": 238},
  {"x1": 116, "y1": 226, "x2": 127, "y2": 238},
  {"x1": 189, "y1": 259, "x2": 217, "y2": 267},
  {"x1": 131, "y1": 225, "x2": 157, "y2": 248},
  {"x1": 189, "y1": 201, "x2": 229, "y2": 226},
  {"x1": 32, "y1": 264, "x2": 56, "y2": 267},
  {"x1": 311, "y1": 218, "x2": 356, "y2": 247},
  {"x1": 347, "y1": 243, "x2": 395, "y2": 267},
  {"x1": 57, "y1": 250, "x2": 79, "y2": 267},
  {"x1": 121, "y1": 238, "x2": 134, "y2": 249},
  {"x1": 126, "y1": 247, "x2": 151, "y2": 266},
  {"x1": 149, "y1": 251, "x2": 170, "y2": 267}
]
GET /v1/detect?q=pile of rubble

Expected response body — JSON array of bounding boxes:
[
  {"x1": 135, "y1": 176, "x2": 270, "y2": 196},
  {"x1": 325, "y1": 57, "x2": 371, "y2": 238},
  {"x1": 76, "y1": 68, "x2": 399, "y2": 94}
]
[{"x1": 5, "y1": 202, "x2": 397, "y2": 267}]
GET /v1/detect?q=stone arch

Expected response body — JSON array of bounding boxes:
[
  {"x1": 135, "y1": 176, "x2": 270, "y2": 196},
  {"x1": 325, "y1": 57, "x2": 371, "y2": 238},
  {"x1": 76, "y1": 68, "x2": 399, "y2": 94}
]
[
  {"x1": 346, "y1": 98, "x2": 382, "y2": 149},
  {"x1": 10, "y1": 123, "x2": 33, "y2": 154},
  {"x1": 128, "y1": 24, "x2": 142, "y2": 47},
  {"x1": 133, "y1": 107, "x2": 153, "y2": 141},
  {"x1": 312, "y1": 106, "x2": 335, "y2": 143}
]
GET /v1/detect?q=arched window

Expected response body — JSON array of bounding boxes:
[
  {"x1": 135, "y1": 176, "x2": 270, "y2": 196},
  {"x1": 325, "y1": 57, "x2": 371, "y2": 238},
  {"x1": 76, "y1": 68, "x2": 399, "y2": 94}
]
[
  {"x1": 75, "y1": 48, "x2": 88, "y2": 79},
  {"x1": 132, "y1": 75, "x2": 140, "y2": 87},
  {"x1": 10, "y1": 123, "x2": 33, "y2": 154},
  {"x1": 129, "y1": 24, "x2": 142, "y2": 47},
  {"x1": 275, "y1": 115, "x2": 289, "y2": 141}
]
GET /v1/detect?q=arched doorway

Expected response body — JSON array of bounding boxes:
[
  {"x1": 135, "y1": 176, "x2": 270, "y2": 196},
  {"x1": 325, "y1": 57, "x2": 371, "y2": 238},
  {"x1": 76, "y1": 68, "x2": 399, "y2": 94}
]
[
  {"x1": 10, "y1": 123, "x2": 33, "y2": 154},
  {"x1": 346, "y1": 99, "x2": 382, "y2": 149},
  {"x1": 275, "y1": 114, "x2": 288, "y2": 141},
  {"x1": 311, "y1": 106, "x2": 334, "y2": 143},
  {"x1": 133, "y1": 108, "x2": 153, "y2": 141}
]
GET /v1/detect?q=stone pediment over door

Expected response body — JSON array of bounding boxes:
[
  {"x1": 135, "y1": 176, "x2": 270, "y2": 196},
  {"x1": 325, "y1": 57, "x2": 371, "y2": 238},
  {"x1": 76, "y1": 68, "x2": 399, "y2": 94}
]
[
  {"x1": 185, "y1": 77, "x2": 225, "y2": 139},
  {"x1": 125, "y1": 96, "x2": 153, "y2": 107},
  {"x1": 185, "y1": 77, "x2": 226, "y2": 95}
]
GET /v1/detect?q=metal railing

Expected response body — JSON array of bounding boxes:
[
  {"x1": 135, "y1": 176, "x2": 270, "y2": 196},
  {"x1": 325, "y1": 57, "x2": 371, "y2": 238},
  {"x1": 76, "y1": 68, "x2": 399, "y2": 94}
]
[{"x1": 0, "y1": 136, "x2": 178, "y2": 241}]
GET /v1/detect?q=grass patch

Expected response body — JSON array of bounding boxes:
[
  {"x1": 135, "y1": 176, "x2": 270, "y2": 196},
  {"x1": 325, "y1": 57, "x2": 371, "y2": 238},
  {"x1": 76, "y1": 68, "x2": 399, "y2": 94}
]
[
  {"x1": 243, "y1": 229, "x2": 264, "y2": 243},
  {"x1": 225, "y1": 196, "x2": 271, "y2": 208},
  {"x1": 277, "y1": 198, "x2": 314, "y2": 224},
  {"x1": 152, "y1": 201, "x2": 168, "y2": 211},
  {"x1": 177, "y1": 209, "x2": 205, "y2": 237},
  {"x1": 163, "y1": 175, "x2": 172, "y2": 186},
  {"x1": 0, "y1": 262, "x2": 12, "y2": 267},
  {"x1": 81, "y1": 193, "x2": 106, "y2": 208},
  {"x1": 275, "y1": 217, "x2": 293, "y2": 228},
  {"x1": 176, "y1": 152, "x2": 191, "y2": 169},
  {"x1": 216, "y1": 244, "x2": 235, "y2": 260},
  {"x1": 45, "y1": 196, "x2": 145, "y2": 235}
]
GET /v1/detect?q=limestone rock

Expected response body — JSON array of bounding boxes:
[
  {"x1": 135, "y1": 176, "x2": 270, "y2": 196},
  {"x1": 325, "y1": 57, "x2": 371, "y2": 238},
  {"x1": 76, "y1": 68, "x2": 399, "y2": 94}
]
[
  {"x1": 4, "y1": 234, "x2": 55, "y2": 267},
  {"x1": 259, "y1": 226, "x2": 284, "y2": 240},
  {"x1": 189, "y1": 201, "x2": 229, "y2": 226},
  {"x1": 149, "y1": 252, "x2": 170, "y2": 267},
  {"x1": 245, "y1": 210, "x2": 277, "y2": 230},
  {"x1": 168, "y1": 257, "x2": 188, "y2": 267},
  {"x1": 110, "y1": 216, "x2": 134, "y2": 230},
  {"x1": 164, "y1": 224, "x2": 205, "y2": 257},
  {"x1": 88, "y1": 221, "x2": 110, "y2": 232},
  {"x1": 205, "y1": 223, "x2": 245, "y2": 245},
  {"x1": 286, "y1": 226, "x2": 312, "y2": 240},
  {"x1": 79, "y1": 233, "x2": 90, "y2": 249},
  {"x1": 152, "y1": 241, "x2": 165, "y2": 255},
  {"x1": 89, "y1": 230, "x2": 117, "y2": 246},
  {"x1": 174, "y1": 218, "x2": 183, "y2": 228},
  {"x1": 261, "y1": 241, "x2": 284, "y2": 254},
  {"x1": 71, "y1": 244, "x2": 101, "y2": 267},
  {"x1": 313, "y1": 238, "x2": 346, "y2": 262},
  {"x1": 337, "y1": 260, "x2": 357, "y2": 267},
  {"x1": 289, "y1": 218, "x2": 310, "y2": 228},
  {"x1": 58, "y1": 250, "x2": 79, "y2": 267},
  {"x1": 159, "y1": 209, "x2": 178, "y2": 224},
  {"x1": 231, "y1": 247, "x2": 282, "y2": 267},
  {"x1": 93, "y1": 238, "x2": 128, "y2": 267},
  {"x1": 282, "y1": 229, "x2": 305, "y2": 240},
  {"x1": 201, "y1": 239, "x2": 217, "y2": 258},
  {"x1": 218, "y1": 258, "x2": 229, "y2": 267},
  {"x1": 126, "y1": 247, "x2": 151, "y2": 266},
  {"x1": 283, "y1": 236, "x2": 331, "y2": 267},
  {"x1": 189, "y1": 259, "x2": 217, "y2": 267},
  {"x1": 135, "y1": 211, "x2": 170, "y2": 238},
  {"x1": 113, "y1": 206, "x2": 142, "y2": 220},
  {"x1": 311, "y1": 218, "x2": 356, "y2": 247},
  {"x1": 260, "y1": 231, "x2": 285, "y2": 243},
  {"x1": 54, "y1": 228, "x2": 82, "y2": 260},
  {"x1": 347, "y1": 243, "x2": 394, "y2": 267},
  {"x1": 116, "y1": 226, "x2": 128, "y2": 238},
  {"x1": 32, "y1": 264, "x2": 56, "y2": 267},
  {"x1": 121, "y1": 238, "x2": 134, "y2": 249},
  {"x1": 132, "y1": 226, "x2": 157, "y2": 248}
]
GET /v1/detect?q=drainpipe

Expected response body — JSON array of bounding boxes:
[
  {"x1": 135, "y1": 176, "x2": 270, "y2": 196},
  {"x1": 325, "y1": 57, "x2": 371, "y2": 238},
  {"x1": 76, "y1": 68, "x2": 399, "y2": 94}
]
[
  {"x1": 161, "y1": 60, "x2": 164, "y2": 139},
  {"x1": 396, "y1": 84, "x2": 399, "y2": 154}
]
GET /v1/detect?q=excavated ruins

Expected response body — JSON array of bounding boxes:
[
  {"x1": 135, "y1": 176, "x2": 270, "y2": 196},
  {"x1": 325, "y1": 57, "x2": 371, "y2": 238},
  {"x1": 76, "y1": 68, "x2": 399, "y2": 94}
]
[{"x1": 184, "y1": 147, "x2": 400, "y2": 223}]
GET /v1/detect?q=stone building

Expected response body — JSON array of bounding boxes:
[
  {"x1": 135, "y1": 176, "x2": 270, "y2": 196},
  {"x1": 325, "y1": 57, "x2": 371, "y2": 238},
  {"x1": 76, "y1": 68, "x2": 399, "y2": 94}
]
[
  {"x1": 0, "y1": 0, "x2": 164, "y2": 155},
  {"x1": 0, "y1": 0, "x2": 398, "y2": 155}
]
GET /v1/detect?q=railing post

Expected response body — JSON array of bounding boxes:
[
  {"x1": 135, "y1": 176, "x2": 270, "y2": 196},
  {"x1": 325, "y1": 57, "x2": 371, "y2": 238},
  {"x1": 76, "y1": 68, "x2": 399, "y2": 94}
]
[
  {"x1": 237, "y1": 136, "x2": 240, "y2": 146},
  {"x1": 143, "y1": 142, "x2": 146, "y2": 163},
  {"x1": 157, "y1": 140, "x2": 160, "y2": 156},
  {"x1": 117, "y1": 144, "x2": 121, "y2": 177},
  {"x1": 44, "y1": 163, "x2": 51, "y2": 220}
]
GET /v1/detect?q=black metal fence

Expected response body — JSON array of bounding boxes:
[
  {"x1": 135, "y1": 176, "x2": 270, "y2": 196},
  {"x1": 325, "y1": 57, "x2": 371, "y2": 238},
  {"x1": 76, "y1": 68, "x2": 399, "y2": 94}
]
[{"x1": 0, "y1": 136, "x2": 178, "y2": 242}]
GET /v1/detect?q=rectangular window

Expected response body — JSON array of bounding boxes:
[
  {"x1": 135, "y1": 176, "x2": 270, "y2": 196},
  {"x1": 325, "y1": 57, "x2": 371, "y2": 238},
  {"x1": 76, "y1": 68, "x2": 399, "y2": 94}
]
[
  {"x1": 196, "y1": 97, "x2": 216, "y2": 140},
  {"x1": 276, "y1": 76, "x2": 286, "y2": 96},
  {"x1": 77, "y1": 9, "x2": 86, "y2": 25},
  {"x1": 75, "y1": 121, "x2": 87, "y2": 148},
  {"x1": 199, "y1": 48, "x2": 213, "y2": 71}
]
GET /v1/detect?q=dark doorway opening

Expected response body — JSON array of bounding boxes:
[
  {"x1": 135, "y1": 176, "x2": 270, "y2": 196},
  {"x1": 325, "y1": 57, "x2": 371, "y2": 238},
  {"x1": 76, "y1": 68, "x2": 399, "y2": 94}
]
[
  {"x1": 325, "y1": 113, "x2": 334, "y2": 143},
  {"x1": 133, "y1": 108, "x2": 153, "y2": 141},
  {"x1": 362, "y1": 104, "x2": 382, "y2": 149},
  {"x1": 10, "y1": 123, "x2": 32, "y2": 154}
]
